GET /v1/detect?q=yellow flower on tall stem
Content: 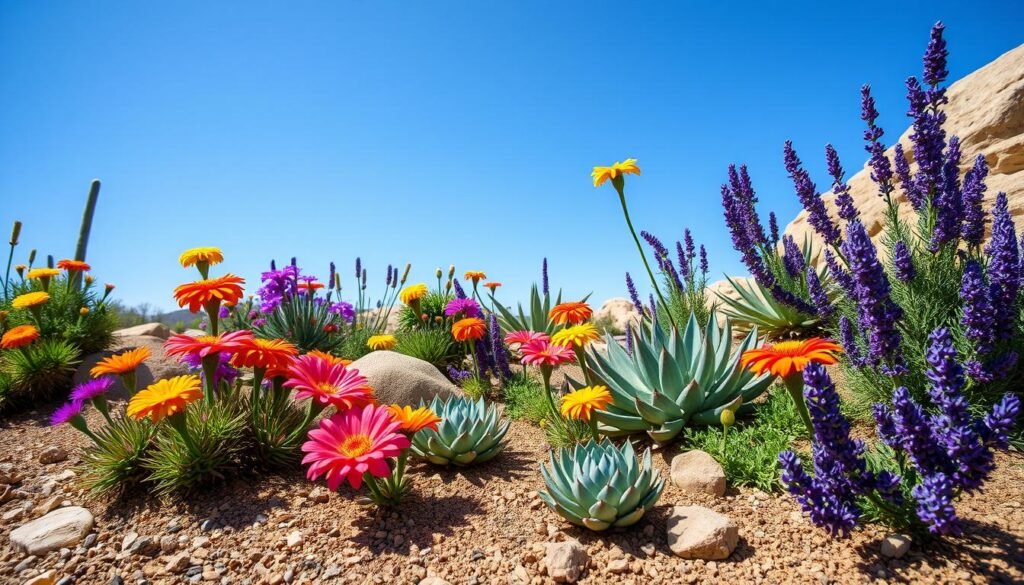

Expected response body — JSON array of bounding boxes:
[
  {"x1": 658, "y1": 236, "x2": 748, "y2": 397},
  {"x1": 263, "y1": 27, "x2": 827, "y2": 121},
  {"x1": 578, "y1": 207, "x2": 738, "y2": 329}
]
[
  {"x1": 399, "y1": 283, "x2": 429, "y2": 317},
  {"x1": 560, "y1": 385, "x2": 612, "y2": 441},
  {"x1": 91, "y1": 346, "x2": 152, "y2": 395},
  {"x1": 740, "y1": 338, "x2": 842, "y2": 435},
  {"x1": 179, "y1": 247, "x2": 224, "y2": 278},
  {"x1": 592, "y1": 158, "x2": 672, "y2": 326},
  {"x1": 551, "y1": 323, "x2": 601, "y2": 385},
  {"x1": 26, "y1": 267, "x2": 60, "y2": 292},
  {"x1": 11, "y1": 291, "x2": 49, "y2": 326}
]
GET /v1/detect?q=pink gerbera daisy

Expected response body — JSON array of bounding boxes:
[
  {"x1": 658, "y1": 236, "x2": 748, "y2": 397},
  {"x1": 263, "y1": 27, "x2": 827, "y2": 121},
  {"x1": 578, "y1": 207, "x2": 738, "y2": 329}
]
[
  {"x1": 504, "y1": 330, "x2": 550, "y2": 346},
  {"x1": 284, "y1": 354, "x2": 375, "y2": 410},
  {"x1": 301, "y1": 404, "x2": 410, "y2": 490},
  {"x1": 520, "y1": 339, "x2": 575, "y2": 367},
  {"x1": 164, "y1": 330, "x2": 254, "y2": 361}
]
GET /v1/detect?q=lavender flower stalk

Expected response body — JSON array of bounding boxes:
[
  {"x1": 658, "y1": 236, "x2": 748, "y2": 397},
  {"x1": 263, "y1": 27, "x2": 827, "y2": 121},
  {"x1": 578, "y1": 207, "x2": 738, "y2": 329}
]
[{"x1": 784, "y1": 141, "x2": 841, "y2": 247}]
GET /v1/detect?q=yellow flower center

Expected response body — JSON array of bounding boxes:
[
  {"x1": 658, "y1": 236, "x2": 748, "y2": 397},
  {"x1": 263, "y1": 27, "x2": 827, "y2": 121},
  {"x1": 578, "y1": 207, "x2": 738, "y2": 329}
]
[
  {"x1": 316, "y1": 382, "x2": 339, "y2": 395},
  {"x1": 338, "y1": 434, "x2": 372, "y2": 458},
  {"x1": 766, "y1": 340, "x2": 805, "y2": 356}
]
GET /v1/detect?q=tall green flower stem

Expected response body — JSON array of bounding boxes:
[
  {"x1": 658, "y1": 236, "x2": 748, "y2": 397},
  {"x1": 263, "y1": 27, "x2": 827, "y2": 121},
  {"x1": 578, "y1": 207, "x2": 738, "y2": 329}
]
[
  {"x1": 572, "y1": 345, "x2": 593, "y2": 386},
  {"x1": 119, "y1": 370, "x2": 139, "y2": 396},
  {"x1": 539, "y1": 365, "x2": 559, "y2": 419},
  {"x1": 363, "y1": 452, "x2": 410, "y2": 507},
  {"x1": 719, "y1": 408, "x2": 736, "y2": 454},
  {"x1": 201, "y1": 354, "x2": 220, "y2": 404},
  {"x1": 68, "y1": 414, "x2": 102, "y2": 445},
  {"x1": 3, "y1": 220, "x2": 20, "y2": 301},
  {"x1": 90, "y1": 396, "x2": 115, "y2": 426},
  {"x1": 466, "y1": 341, "x2": 481, "y2": 379},
  {"x1": 782, "y1": 375, "x2": 815, "y2": 437},
  {"x1": 166, "y1": 412, "x2": 200, "y2": 456},
  {"x1": 611, "y1": 176, "x2": 674, "y2": 328},
  {"x1": 587, "y1": 416, "x2": 600, "y2": 444}
]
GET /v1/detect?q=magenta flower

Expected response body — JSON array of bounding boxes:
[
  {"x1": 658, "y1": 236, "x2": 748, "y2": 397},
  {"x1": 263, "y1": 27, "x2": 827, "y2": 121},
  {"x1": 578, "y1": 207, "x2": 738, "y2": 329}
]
[{"x1": 301, "y1": 404, "x2": 410, "y2": 490}]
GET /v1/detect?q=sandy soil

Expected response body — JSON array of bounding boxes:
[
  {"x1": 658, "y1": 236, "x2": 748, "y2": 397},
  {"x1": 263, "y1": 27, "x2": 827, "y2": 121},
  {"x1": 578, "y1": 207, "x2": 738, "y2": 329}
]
[{"x1": 1, "y1": 396, "x2": 1022, "y2": 585}]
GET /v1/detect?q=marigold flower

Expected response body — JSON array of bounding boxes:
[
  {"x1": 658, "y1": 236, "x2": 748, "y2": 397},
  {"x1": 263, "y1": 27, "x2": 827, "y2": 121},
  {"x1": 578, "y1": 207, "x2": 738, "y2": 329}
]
[
  {"x1": 560, "y1": 385, "x2": 613, "y2": 422},
  {"x1": 592, "y1": 158, "x2": 640, "y2": 187},
  {"x1": 26, "y1": 267, "x2": 60, "y2": 281},
  {"x1": 301, "y1": 404, "x2": 409, "y2": 490},
  {"x1": 284, "y1": 354, "x2": 375, "y2": 409},
  {"x1": 367, "y1": 334, "x2": 397, "y2": 351},
  {"x1": 741, "y1": 338, "x2": 843, "y2": 379},
  {"x1": 386, "y1": 404, "x2": 442, "y2": 434},
  {"x1": 483, "y1": 282, "x2": 502, "y2": 291},
  {"x1": 1, "y1": 325, "x2": 39, "y2": 349},
  {"x1": 80, "y1": 307, "x2": 90, "y2": 315},
  {"x1": 230, "y1": 337, "x2": 298, "y2": 370},
  {"x1": 11, "y1": 291, "x2": 49, "y2": 309},
  {"x1": 179, "y1": 247, "x2": 224, "y2": 268},
  {"x1": 307, "y1": 349, "x2": 352, "y2": 366},
  {"x1": 126, "y1": 375, "x2": 203, "y2": 423},
  {"x1": 91, "y1": 346, "x2": 152, "y2": 377},
  {"x1": 164, "y1": 330, "x2": 254, "y2": 361},
  {"x1": 519, "y1": 339, "x2": 575, "y2": 368},
  {"x1": 551, "y1": 323, "x2": 601, "y2": 347},
  {"x1": 56, "y1": 259, "x2": 91, "y2": 272},
  {"x1": 548, "y1": 302, "x2": 593, "y2": 326},
  {"x1": 504, "y1": 330, "x2": 549, "y2": 346},
  {"x1": 173, "y1": 274, "x2": 245, "y2": 313},
  {"x1": 399, "y1": 283, "x2": 429, "y2": 304},
  {"x1": 464, "y1": 271, "x2": 486, "y2": 283},
  {"x1": 452, "y1": 317, "x2": 487, "y2": 342}
]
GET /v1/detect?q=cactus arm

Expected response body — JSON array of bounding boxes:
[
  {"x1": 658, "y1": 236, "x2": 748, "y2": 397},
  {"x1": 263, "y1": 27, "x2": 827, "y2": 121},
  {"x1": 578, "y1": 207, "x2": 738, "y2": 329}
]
[{"x1": 72, "y1": 179, "x2": 101, "y2": 288}]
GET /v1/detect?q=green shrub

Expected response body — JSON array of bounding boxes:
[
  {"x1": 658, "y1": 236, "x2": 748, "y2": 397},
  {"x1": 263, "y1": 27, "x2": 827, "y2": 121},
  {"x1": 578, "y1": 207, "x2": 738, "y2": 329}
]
[
  {"x1": 682, "y1": 390, "x2": 804, "y2": 492},
  {"x1": 461, "y1": 376, "x2": 489, "y2": 401},
  {"x1": 143, "y1": 399, "x2": 247, "y2": 495},
  {"x1": 395, "y1": 329, "x2": 458, "y2": 368},
  {"x1": 1, "y1": 339, "x2": 79, "y2": 407},
  {"x1": 397, "y1": 291, "x2": 451, "y2": 331},
  {"x1": 79, "y1": 416, "x2": 156, "y2": 496},
  {"x1": 502, "y1": 373, "x2": 548, "y2": 424},
  {"x1": 244, "y1": 387, "x2": 309, "y2": 470},
  {"x1": 337, "y1": 328, "x2": 374, "y2": 361},
  {"x1": 4, "y1": 277, "x2": 117, "y2": 355}
]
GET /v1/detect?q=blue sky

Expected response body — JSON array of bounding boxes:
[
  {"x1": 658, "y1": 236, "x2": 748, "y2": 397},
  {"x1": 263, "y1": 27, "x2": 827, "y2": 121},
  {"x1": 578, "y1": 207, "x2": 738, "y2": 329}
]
[{"x1": 1, "y1": 1, "x2": 1020, "y2": 312}]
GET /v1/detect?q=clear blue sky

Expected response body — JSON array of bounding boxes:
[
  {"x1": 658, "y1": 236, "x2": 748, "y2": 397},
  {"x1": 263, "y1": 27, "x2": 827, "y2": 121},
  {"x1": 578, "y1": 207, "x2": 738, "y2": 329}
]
[{"x1": 1, "y1": 1, "x2": 1020, "y2": 312}]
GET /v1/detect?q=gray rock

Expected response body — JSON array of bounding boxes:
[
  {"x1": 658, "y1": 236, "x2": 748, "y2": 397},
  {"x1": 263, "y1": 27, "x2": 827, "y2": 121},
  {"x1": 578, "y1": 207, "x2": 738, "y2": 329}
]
[
  {"x1": 10, "y1": 506, "x2": 94, "y2": 555},
  {"x1": 880, "y1": 533, "x2": 911, "y2": 558},
  {"x1": 666, "y1": 505, "x2": 738, "y2": 560},
  {"x1": 349, "y1": 351, "x2": 460, "y2": 406},
  {"x1": 38, "y1": 446, "x2": 68, "y2": 464},
  {"x1": 670, "y1": 450, "x2": 726, "y2": 497},
  {"x1": 544, "y1": 540, "x2": 588, "y2": 583}
]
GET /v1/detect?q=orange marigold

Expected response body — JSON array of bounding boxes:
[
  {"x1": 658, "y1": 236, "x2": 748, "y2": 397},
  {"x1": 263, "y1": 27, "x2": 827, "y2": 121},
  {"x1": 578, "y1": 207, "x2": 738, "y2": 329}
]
[
  {"x1": 1, "y1": 325, "x2": 39, "y2": 349},
  {"x1": 740, "y1": 338, "x2": 842, "y2": 379},
  {"x1": 173, "y1": 274, "x2": 245, "y2": 313},
  {"x1": 548, "y1": 302, "x2": 593, "y2": 326},
  {"x1": 57, "y1": 259, "x2": 91, "y2": 272},
  {"x1": 91, "y1": 346, "x2": 152, "y2": 377}
]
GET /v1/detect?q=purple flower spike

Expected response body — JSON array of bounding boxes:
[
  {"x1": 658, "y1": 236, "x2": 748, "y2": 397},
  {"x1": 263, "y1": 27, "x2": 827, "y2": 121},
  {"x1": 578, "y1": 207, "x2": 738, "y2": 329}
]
[
  {"x1": 912, "y1": 472, "x2": 961, "y2": 536},
  {"x1": 985, "y1": 192, "x2": 1020, "y2": 342},
  {"x1": 699, "y1": 245, "x2": 709, "y2": 276},
  {"x1": 781, "y1": 235, "x2": 805, "y2": 279},
  {"x1": 960, "y1": 260, "x2": 994, "y2": 357},
  {"x1": 892, "y1": 241, "x2": 915, "y2": 282},
  {"x1": 960, "y1": 155, "x2": 989, "y2": 247},
  {"x1": 541, "y1": 258, "x2": 549, "y2": 297},
  {"x1": 625, "y1": 272, "x2": 643, "y2": 314},
  {"x1": 768, "y1": 212, "x2": 780, "y2": 244},
  {"x1": 784, "y1": 141, "x2": 841, "y2": 247}
]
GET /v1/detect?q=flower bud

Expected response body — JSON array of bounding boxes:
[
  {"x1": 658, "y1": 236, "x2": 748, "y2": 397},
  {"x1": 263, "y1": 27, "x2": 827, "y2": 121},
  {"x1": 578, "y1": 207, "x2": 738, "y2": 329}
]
[
  {"x1": 720, "y1": 409, "x2": 735, "y2": 427},
  {"x1": 28, "y1": 249, "x2": 36, "y2": 264},
  {"x1": 435, "y1": 267, "x2": 443, "y2": 279},
  {"x1": 80, "y1": 307, "x2": 90, "y2": 316},
  {"x1": 84, "y1": 274, "x2": 95, "y2": 285},
  {"x1": 14, "y1": 264, "x2": 25, "y2": 278},
  {"x1": 448, "y1": 265, "x2": 455, "y2": 279},
  {"x1": 9, "y1": 221, "x2": 22, "y2": 246}
]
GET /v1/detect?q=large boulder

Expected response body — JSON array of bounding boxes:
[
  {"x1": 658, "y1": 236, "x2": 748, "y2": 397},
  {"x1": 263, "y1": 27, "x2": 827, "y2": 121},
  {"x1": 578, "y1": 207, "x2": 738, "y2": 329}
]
[
  {"x1": 592, "y1": 298, "x2": 640, "y2": 335},
  {"x1": 784, "y1": 44, "x2": 1024, "y2": 262},
  {"x1": 10, "y1": 506, "x2": 93, "y2": 555},
  {"x1": 112, "y1": 322, "x2": 171, "y2": 340},
  {"x1": 74, "y1": 335, "x2": 189, "y2": 397},
  {"x1": 349, "y1": 351, "x2": 459, "y2": 406}
]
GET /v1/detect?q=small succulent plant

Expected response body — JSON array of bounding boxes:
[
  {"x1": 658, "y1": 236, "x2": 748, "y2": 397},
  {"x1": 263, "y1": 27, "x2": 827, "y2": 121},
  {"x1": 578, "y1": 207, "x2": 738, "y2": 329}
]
[
  {"x1": 539, "y1": 438, "x2": 664, "y2": 531},
  {"x1": 410, "y1": 395, "x2": 509, "y2": 466},
  {"x1": 585, "y1": 310, "x2": 773, "y2": 443}
]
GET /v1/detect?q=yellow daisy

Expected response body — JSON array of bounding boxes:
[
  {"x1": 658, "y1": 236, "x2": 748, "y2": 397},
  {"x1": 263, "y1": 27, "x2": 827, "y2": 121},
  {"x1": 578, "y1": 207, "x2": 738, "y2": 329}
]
[
  {"x1": 560, "y1": 385, "x2": 613, "y2": 422},
  {"x1": 178, "y1": 247, "x2": 224, "y2": 269},
  {"x1": 11, "y1": 291, "x2": 50, "y2": 309},
  {"x1": 592, "y1": 158, "x2": 640, "y2": 187},
  {"x1": 551, "y1": 323, "x2": 601, "y2": 348},
  {"x1": 367, "y1": 334, "x2": 397, "y2": 351}
]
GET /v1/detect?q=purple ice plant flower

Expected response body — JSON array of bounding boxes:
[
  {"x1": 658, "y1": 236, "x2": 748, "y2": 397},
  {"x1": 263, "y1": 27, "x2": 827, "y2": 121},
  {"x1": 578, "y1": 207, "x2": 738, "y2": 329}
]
[
  {"x1": 891, "y1": 241, "x2": 915, "y2": 282},
  {"x1": 50, "y1": 401, "x2": 85, "y2": 427},
  {"x1": 70, "y1": 377, "x2": 115, "y2": 403},
  {"x1": 328, "y1": 301, "x2": 355, "y2": 323},
  {"x1": 258, "y1": 264, "x2": 300, "y2": 313},
  {"x1": 445, "y1": 297, "x2": 482, "y2": 319},
  {"x1": 181, "y1": 351, "x2": 239, "y2": 388},
  {"x1": 784, "y1": 141, "x2": 841, "y2": 247}
]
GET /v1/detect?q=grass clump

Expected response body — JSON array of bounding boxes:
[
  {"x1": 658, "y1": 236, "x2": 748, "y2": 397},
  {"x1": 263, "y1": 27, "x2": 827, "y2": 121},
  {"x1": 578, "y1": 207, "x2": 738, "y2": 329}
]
[
  {"x1": 501, "y1": 372, "x2": 548, "y2": 424},
  {"x1": 395, "y1": 329, "x2": 457, "y2": 368}
]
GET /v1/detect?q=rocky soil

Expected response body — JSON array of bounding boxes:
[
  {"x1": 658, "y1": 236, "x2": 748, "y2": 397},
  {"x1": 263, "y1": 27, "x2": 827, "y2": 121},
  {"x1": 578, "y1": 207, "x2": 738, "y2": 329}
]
[{"x1": 1, "y1": 396, "x2": 1022, "y2": 585}]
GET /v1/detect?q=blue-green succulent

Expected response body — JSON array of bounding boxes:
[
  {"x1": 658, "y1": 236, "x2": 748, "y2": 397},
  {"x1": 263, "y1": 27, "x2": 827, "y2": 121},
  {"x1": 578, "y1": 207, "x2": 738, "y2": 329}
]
[{"x1": 410, "y1": 395, "x2": 509, "y2": 466}]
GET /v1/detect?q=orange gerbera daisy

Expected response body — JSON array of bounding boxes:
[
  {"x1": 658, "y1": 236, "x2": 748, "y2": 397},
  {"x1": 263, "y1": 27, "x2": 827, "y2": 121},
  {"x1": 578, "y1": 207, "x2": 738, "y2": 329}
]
[
  {"x1": 548, "y1": 302, "x2": 593, "y2": 326},
  {"x1": 1, "y1": 325, "x2": 39, "y2": 349},
  {"x1": 740, "y1": 338, "x2": 842, "y2": 379},
  {"x1": 592, "y1": 158, "x2": 640, "y2": 188},
  {"x1": 173, "y1": 274, "x2": 245, "y2": 313},
  {"x1": 126, "y1": 375, "x2": 203, "y2": 423},
  {"x1": 56, "y1": 259, "x2": 91, "y2": 272},
  {"x1": 464, "y1": 271, "x2": 486, "y2": 283},
  {"x1": 230, "y1": 337, "x2": 299, "y2": 370},
  {"x1": 91, "y1": 346, "x2": 152, "y2": 377},
  {"x1": 386, "y1": 404, "x2": 442, "y2": 434},
  {"x1": 451, "y1": 317, "x2": 487, "y2": 342},
  {"x1": 307, "y1": 349, "x2": 352, "y2": 367},
  {"x1": 483, "y1": 282, "x2": 501, "y2": 292}
]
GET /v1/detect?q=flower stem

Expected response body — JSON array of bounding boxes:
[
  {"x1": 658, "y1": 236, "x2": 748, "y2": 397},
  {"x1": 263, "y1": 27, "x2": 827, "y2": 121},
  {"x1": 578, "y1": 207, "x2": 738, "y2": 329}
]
[
  {"x1": 614, "y1": 184, "x2": 674, "y2": 328},
  {"x1": 782, "y1": 375, "x2": 815, "y2": 437}
]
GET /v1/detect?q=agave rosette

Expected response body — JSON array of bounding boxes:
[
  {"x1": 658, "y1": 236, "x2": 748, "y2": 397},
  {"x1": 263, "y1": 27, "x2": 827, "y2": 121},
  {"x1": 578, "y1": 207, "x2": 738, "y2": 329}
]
[
  {"x1": 584, "y1": 310, "x2": 773, "y2": 443},
  {"x1": 410, "y1": 396, "x2": 509, "y2": 466},
  {"x1": 539, "y1": 438, "x2": 664, "y2": 531}
]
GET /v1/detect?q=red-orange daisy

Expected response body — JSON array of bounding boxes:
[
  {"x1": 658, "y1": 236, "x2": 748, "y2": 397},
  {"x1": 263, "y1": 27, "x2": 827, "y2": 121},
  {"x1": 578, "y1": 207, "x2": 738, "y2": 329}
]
[
  {"x1": 452, "y1": 317, "x2": 487, "y2": 342},
  {"x1": 173, "y1": 274, "x2": 245, "y2": 313},
  {"x1": 231, "y1": 337, "x2": 299, "y2": 370},
  {"x1": 548, "y1": 301, "x2": 593, "y2": 326},
  {"x1": 57, "y1": 259, "x2": 91, "y2": 272},
  {"x1": 740, "y1": 338, "x2": 842, "y2": 379}
]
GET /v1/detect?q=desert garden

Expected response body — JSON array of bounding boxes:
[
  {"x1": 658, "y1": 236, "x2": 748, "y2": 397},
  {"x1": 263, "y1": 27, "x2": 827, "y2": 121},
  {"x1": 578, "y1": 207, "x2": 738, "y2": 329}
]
[{"x1": 1, "y1": 22, "x2": 1023, "y2": 585}]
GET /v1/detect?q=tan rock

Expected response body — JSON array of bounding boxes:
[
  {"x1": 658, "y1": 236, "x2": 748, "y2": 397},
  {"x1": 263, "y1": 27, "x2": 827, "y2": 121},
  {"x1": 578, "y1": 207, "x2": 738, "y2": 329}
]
[
  {"x1": 9, "y1": 506, "x2": 93, "y2": 555},
  {"x1": 666, "y1": 505, "x2": 738, "y2": 560},
  {"x1": 593, "y1": 298, "x2": 640, "y2": 335},
  {"x1": 784, "y1": 44, "x2": 1024, "y2": 261},
  {"x1": 670, "y1": 450, "x2": 727, "y2": 497},
  {"x1": 544, "y1": 540, "x2": 588, "y2": 583},
  {"x1": 113, "y1": 322, "x2": 171, "y2": 339},
  {"x1": 349, "y1": 351, "x2": 459, "y2": 406}
]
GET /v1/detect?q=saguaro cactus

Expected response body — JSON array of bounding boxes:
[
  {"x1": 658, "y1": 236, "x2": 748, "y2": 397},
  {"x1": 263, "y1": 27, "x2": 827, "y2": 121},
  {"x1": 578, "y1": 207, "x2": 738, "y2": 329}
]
[{"x1": 72, "y1": 179, "x2": 101, "y2": 288}]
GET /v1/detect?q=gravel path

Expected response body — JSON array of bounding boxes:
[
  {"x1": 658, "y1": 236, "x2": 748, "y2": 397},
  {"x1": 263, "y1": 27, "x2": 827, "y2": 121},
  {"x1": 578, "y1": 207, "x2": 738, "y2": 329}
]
[{"x1": 1, "y1": 398, "x2": 1022, "y2": 584}]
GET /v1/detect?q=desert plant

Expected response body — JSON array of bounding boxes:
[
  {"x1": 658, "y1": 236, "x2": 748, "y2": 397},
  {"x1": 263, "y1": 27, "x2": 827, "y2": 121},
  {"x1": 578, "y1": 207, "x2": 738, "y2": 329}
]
[
  {"x1": 539, "y1": 438, "x2": 664, "y2": 531},
  {"x1": 78, "y1": 416, "x2": 156, "y2": 496},
  {"x1": 502, "y1": 372, "x2": 549, "y2": 424},
  {"x1": 395, "y1": 328, "x2": 458, "y2": 368},
  {"x1": 635, "y1": 228, "x2": 713, "y2": 330},
  {"x1": 397, "y1": 291, "x2": 452, "y2": 331},
  {"x1": 244, "y1": 387, "x2": 308, "y2": 469},
  {"x1": 410, "y1": 395, "x2": 509, "y2": 466},
  {"x1": 585, "y1": 310, "x2": 773, "y2": 443},
  {"x1": 1, "y1": 338, "x2": 79, "y2": 405}
]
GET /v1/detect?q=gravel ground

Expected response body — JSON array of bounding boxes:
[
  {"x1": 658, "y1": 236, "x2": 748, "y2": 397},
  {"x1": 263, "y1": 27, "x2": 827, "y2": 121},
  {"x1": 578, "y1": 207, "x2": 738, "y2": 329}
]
[{"x1": 1, "y1": 396, "x2": 1022, "y2": 585}]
